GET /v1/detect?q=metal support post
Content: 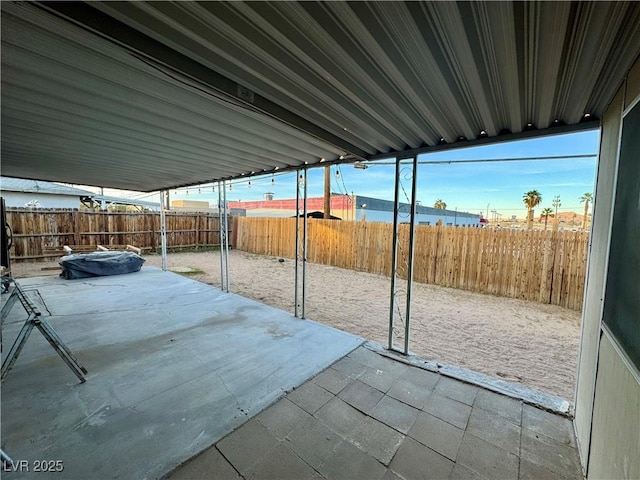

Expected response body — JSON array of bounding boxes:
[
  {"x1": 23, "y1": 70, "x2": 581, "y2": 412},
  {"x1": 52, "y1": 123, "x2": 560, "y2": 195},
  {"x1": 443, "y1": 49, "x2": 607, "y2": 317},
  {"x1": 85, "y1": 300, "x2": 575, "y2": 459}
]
[
  {"x1": 223, "y1": 180, "x2": 230, "y2": 292},
  {"x1": 388, "y1": 158, "x2": 401, "y2": 350},
  {"x1": 218, "y1": 181, "x2": 229, "y2": 292},
  {"x1": 294, "y1": 169, "x2": 308, "y2": 318},
  {"x1": 405, "y1": 155, "x2": 418, "y2": 354},
  {"x1": 294, "y1": 171, "x2": 301, "y2": 317},
  {"x1": 159, "y1": 190, "x2": 168, "y2": 271},
  {"x1": 302, "y1": 168, "x2": 308, "y2": 319},
  {"x1": 388, "y1": 155, "x2": 418, "y2": 355},
  {"x1": 218, "y1": 181, "x2": 224, "y2": 290}
]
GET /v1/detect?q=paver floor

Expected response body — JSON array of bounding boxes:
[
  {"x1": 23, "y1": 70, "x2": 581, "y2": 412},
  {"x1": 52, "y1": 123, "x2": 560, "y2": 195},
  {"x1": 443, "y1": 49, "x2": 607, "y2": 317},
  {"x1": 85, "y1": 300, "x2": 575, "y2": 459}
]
[{"x1": 168, "y1": 346, "x2": 583, "y2": 480}]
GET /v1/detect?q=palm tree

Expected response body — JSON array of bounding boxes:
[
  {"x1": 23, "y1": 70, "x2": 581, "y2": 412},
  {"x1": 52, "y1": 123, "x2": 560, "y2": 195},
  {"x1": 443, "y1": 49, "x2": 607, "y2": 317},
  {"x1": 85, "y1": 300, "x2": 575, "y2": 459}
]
[
  {"x1": 523, "y1": 190, "x2": 542, "y2": 230},
  {"x1": 434, "y1": 199, "x2": 447, "y2": 209},
  {"x1": 540, "y1": 207, "x2": 554, "y2": 231},
  {"x1": 580, "y1": 193, "x2": 593, "y2": 230}
]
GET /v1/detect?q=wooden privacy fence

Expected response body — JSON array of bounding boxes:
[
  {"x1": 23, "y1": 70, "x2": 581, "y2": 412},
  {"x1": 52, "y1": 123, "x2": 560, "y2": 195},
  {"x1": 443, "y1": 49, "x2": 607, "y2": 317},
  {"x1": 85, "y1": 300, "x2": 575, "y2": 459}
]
[
  {"x1": 6, "y1": 208, "x2": 229, "y2": 261},
  {"x1": 235, "y1": 217, "x2": 589, "y2": 310}
]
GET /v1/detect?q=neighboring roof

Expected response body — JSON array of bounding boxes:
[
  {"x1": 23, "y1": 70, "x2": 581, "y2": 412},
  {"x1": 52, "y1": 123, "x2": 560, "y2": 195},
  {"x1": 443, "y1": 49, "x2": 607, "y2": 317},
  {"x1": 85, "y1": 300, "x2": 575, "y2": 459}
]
[
  {"x1": 0, "y1": 176, "x2": 93, "y2": 196},
  {"x1": 355, "y1": 195, "x2": 480, "y2": 219},
  {"x1": 1, "y1": 2, "x2": 639, "y2": 191},
  {"x1": 230, "y1": 194, "x2": 479, "y2": 218},
  {"x1": 86, "y1": 195, "x2": 160, "y2": 209},
  {"x1": 228, "y1": 195, "x2": 351, "y2": 212}
]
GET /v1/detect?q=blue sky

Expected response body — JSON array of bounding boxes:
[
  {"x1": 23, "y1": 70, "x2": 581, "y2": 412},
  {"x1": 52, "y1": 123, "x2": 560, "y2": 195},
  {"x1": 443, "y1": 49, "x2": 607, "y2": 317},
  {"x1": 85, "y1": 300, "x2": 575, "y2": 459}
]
[{"x1": 107, "y1": 129, "x2": 600, "y2": 218}]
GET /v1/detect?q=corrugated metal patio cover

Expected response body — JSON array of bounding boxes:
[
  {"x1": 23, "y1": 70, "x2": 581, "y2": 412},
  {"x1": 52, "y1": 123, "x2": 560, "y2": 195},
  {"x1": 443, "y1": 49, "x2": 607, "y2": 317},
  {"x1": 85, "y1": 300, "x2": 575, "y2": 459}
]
[{"x1": 2, "y1": 2, "x2": 639, "y2": 191}]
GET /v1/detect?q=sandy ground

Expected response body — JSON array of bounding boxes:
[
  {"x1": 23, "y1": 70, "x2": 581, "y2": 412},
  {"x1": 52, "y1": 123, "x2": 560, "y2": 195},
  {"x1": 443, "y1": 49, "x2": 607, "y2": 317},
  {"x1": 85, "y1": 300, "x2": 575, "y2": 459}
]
[{"x1": 11, "y1": 250, "x2": 581, "y2": 401}]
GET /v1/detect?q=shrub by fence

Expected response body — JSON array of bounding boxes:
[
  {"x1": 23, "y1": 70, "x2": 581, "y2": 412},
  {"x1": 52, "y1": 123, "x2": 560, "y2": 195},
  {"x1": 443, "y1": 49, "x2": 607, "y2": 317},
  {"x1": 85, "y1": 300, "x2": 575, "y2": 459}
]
[
  {"x1": 6, "y1": 208, "x2": 227, "y2": 261},
  {"x1": 234, "y1": 217, "x2": 589, "y2": 310}
]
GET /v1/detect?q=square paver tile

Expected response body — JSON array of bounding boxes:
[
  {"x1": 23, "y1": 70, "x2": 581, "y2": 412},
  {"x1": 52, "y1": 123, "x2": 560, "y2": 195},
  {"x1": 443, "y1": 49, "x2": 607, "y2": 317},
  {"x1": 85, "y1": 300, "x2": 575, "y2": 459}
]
[
  {"x1": 466, "y1": 407, "x2": 521, "y2": 455},
  {"x1": 347, "y1": 347, "x2": 384, "y2": 367},
  {"x1": 347, "y1": 417, "x2": 404, "y2": 465},
  {"x1": 434, "y1": 377, "x2": 479, "y2": 406},
  {"x1": 287, "y1": 381, "x2": 334, "y2": 414},
  {"x1": 520, "y1": 427, "x2": 582, "y2": 480},
  {"x1": 285, "y1": 416, "x2": 342, "y2": 469},
  {"x1": 245, "y1": 442, "x2": 317, "y2": 480},
  {"x1": 519, "y1": 457, "x2": 576, "y2": 480},
  {"x1": 387, "y1": 377, "x2": 433, "y2": 409},
  {"x1": 359, "y1": 366, "x2": 401, "y2": 393},
  {"x1": 256, "y1": 397, "x2": 311, "y2": 440},
  {"x1": 338, "y1": 379, "x2": 384, "y2": 414},
  {"x1": 389, "y1": 436, "x2": 454, "y2": 480},
  {"x1": 331, "y1": 355, "x2": 368, "y2": 378},
  {"x1": 349, "y1": 349, "x2": 409, "y2": 376},
  {"x1": 456, "y1": 433, "x2": 519, "y2": 480},
  {"x1": 313, "y1": 367, "x2": 352, "y2": 394},
  {"x1": 408, "y1": 411, "x2": 464, "y2": 461},
  {"x1": 474, "y1": 389, "x2": 523, "y2": 425},
  {"x1": 449, "y1": 463, "x2": 486, "y2": 480},
  {"x1": 372, "y1": 356, "x2": 410, "y2": 377},
  {"x1": 167, "y1": 446, "x2": 240, "y2": 480},
  {"x1": 217, "y1": 419, "x2": 279, "y2": 476},
  {"x1": 423, "y1": 392, "x2": 472, "y2": 430},
  {"x1": 318, "y1": 439, "x2": 387, "y2": 480},
  {"x1": 314, "y1": 396, "x2": 365, "y2": 437},
  {"x1": 400, "y1": 367, "x2": 440, "y2": 390},
  {"x1": 371, "y1": 395, "x2": 419, "y2": 433},
  {"x1": 522, "y1": 404, "x2": 576, "y2": 447},
  {"x1": 382, "y1": 468, "x2": 403, "y2": 480}
]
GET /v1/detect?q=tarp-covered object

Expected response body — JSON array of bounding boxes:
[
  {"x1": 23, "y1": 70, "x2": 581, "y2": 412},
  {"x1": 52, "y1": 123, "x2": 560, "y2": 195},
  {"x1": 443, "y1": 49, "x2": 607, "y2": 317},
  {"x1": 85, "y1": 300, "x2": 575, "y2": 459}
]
[{"x1": 59, "y1": 251, "x2": 145, "y2": 279}]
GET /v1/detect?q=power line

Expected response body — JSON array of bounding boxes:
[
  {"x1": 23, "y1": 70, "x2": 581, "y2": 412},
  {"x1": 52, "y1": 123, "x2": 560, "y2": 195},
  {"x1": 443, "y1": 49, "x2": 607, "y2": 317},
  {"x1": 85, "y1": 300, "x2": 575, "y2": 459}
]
[
  {"x1": 363, "y1": 153, "x2": 596, "y2": 166},
  {"x1": 337, "y1": 165, "x2": 350, "y2": 195}
]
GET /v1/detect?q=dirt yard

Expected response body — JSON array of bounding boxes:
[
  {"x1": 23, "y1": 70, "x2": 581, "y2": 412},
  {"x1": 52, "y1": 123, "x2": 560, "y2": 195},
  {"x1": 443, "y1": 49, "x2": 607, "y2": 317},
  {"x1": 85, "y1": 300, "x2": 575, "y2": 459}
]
[{"x1": 12, "y1": 250, "x2": 581, "y2": 401}]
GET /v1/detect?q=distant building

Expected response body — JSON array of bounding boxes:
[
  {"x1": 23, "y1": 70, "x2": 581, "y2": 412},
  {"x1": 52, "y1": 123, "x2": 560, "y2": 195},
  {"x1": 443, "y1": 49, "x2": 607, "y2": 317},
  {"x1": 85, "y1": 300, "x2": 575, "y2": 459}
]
[
  {"x1": 0, "y1": 177, "x2": 92, "y2": 209},
  {"x1": 354, "y1": 195, "x2": 481, "y2": 226},
  {"x1": 228, "y1": 194, "x2": 481, "y2": 226},
  {"x1": 227, "y1": 195, "x2": 353, "y2": 220},
  {"x1": 171, "y1": 199, "x2": 219, "y2": 214},
  {"x1": 554, "y1": 211, "x2": 585, "y2": 225}
]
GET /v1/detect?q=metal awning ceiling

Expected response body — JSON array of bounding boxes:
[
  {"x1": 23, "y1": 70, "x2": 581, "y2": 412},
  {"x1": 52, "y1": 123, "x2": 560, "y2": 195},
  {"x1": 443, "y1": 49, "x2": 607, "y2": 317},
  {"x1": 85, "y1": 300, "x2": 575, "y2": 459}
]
[{"x1": 2, "y1": 1, "x2": 639, "y2": 192}]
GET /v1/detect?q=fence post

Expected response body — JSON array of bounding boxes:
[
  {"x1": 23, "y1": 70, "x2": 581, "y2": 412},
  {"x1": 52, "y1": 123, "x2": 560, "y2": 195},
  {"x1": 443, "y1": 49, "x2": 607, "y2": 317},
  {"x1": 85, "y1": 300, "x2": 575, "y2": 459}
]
[
  {"x1": 150, "y1": 211, "x2": 157, "y2": 252},
  {"x1": 73, "y1": 210, "x2": 80, "y2": 246},
  {"x1": 195, "y1": 213, "x2": 200, "y2": 250}
]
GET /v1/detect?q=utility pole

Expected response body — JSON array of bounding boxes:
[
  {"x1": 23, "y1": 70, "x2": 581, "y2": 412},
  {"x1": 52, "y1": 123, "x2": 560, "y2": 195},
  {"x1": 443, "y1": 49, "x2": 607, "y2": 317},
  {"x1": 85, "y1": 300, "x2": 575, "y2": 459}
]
[
  {"x1": 552, "y1": 195, "x2": 561, "y2": 230},
  {"x1": 323, "y1": 165, "x2": 331, "y2": 219}
]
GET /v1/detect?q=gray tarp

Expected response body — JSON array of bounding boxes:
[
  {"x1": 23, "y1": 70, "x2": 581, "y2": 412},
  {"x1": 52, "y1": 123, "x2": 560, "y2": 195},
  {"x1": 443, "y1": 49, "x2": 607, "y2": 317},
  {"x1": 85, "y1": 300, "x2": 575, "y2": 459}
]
[{"x1": 59, "y1": 251, "x2": 145, "y2": 280}]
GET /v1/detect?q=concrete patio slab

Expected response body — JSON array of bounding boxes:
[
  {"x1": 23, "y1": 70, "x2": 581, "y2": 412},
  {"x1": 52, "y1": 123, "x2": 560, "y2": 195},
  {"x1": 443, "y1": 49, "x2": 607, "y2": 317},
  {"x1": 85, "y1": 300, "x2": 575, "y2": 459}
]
[{"x1": 0, "y1": 268, "x2": 362, "y2": 479}]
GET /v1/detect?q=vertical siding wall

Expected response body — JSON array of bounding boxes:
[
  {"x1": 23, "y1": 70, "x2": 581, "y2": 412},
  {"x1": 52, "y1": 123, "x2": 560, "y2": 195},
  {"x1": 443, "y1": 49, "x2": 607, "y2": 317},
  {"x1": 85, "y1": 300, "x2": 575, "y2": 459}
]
[
  {"x1": 575, "y1": 57, "x2": 640, "y2": 480},
  {"x1": 235, "y1": 217, "x2": 588, "y2": 310}
]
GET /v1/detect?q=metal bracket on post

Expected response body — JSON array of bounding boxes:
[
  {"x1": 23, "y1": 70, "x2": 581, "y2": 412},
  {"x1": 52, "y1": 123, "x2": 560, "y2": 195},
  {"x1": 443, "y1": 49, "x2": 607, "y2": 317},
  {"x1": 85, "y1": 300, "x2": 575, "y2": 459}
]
[
  {"x1": 218, "y1": 181, "x2": 229, "y2": 293},
  {"x1": 388, "y1": 155, "x2": 418, "y2": 355},
  {"x1": 159, "y1": 190, "x2": 168, "y2": 271},
  {"x1": 294, "y1": 169, "x2": 308, "y2": 318}
]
